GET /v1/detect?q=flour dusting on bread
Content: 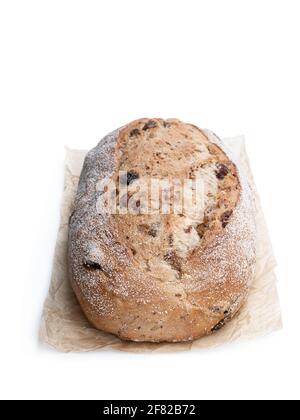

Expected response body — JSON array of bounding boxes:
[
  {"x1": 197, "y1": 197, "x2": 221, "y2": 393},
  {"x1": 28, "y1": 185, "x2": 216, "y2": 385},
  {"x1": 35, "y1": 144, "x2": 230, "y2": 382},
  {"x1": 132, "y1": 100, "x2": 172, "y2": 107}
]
[{"x1": 68, "y1": 119, "x2": 256, "y2": 342}]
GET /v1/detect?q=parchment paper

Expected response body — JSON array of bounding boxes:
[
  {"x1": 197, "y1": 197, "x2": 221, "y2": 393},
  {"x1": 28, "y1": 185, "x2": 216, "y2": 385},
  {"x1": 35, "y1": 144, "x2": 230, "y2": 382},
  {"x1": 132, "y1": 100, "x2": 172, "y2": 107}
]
[{"x1": 39, "y1": 136, "x2": 282, "y2": 352}]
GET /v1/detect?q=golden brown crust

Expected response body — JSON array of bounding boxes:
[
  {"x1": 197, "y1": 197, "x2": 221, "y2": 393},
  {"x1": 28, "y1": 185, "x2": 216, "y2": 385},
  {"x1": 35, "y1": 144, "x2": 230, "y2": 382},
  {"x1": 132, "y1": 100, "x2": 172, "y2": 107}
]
[{"x1": 68, "y1": 119, "x2": 256, "y2": 342}]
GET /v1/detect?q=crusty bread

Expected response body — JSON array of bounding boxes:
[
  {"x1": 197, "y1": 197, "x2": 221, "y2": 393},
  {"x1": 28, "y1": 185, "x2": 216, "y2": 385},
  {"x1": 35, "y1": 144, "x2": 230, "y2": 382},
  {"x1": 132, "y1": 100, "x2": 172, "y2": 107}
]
[{"x1": 68, "y1": 119, "x2": 256, "y2": 342}]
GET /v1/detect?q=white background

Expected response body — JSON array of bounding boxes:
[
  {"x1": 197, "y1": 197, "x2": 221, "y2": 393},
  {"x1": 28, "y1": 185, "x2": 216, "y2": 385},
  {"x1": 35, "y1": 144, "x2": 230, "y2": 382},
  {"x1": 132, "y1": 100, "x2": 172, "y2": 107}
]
[{"x1": 0, "y1": 0, "x2": 299, "y2": 400}]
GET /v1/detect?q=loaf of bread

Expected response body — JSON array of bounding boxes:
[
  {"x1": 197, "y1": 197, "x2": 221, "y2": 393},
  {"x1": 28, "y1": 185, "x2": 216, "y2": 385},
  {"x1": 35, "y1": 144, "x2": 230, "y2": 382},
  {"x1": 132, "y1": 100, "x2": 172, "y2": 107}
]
[{"x1": 68, "y1": 119, "x2": 256, "y2": 342}]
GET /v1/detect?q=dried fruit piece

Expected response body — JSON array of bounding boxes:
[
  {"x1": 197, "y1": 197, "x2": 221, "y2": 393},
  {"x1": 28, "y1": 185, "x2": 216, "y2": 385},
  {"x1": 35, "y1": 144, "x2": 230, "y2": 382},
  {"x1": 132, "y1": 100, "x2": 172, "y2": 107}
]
[
  {"x1": 196, "y1": 221, "x2": 209, "y2": 238},
  {"x1": 210, "y1": 306, "x2": 222, "y2": 314},
  {"x1": 83, "y1": 259, "x2": 102, "y2": 270},
  {"x1": 221, "y1": 210, "x2": 233, "y2": 228},
  {"x1": 120, "y1": 171, "x2": 139, "y2": 186},
  {"x1": 216, "y1": 163, "x2": 229, "y2": 180},
  {"x1": 143, "y1": 120, "x2": 158, "y2": 130},
  {"x1": 149, "y1": 223, "x2": 160, "y2": 237},
  {"x1": 138, "y1": 223, "x2": 160, "y2": 237},
  {"x1": 129, "y1": 128, "x2": 140, "y2": 137}
]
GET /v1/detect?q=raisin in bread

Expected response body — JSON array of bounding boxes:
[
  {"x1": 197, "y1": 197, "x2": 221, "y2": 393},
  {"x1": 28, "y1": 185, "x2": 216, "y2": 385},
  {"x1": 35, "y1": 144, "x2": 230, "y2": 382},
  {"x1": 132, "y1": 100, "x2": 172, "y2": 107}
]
[{"x1": 68, "y1": 118, "x2": 256, "y2": 342}]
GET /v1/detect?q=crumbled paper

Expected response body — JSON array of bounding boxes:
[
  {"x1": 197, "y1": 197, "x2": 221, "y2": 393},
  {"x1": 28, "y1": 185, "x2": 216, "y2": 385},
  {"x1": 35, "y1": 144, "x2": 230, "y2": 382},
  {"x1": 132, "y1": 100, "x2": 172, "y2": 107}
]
[{"x1": 39, "y1": 136, "x2": 282, "y2": 352}]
